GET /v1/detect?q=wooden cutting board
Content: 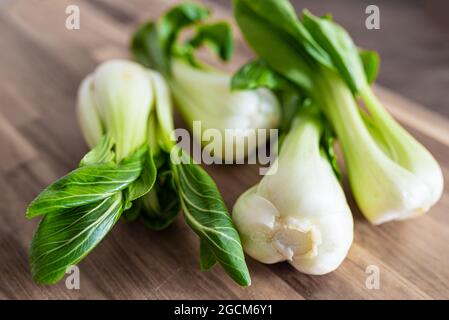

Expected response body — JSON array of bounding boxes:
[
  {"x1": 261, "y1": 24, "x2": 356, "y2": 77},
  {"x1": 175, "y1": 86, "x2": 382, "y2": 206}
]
[{"x1": 1, "y1": 0, "x2": 448, "y2": 300}]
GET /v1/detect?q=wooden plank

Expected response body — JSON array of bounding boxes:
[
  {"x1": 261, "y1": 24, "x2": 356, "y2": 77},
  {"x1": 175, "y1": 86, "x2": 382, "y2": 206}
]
[{"x1": 0, "y1": 0, "x2": 448, "y2": 300}]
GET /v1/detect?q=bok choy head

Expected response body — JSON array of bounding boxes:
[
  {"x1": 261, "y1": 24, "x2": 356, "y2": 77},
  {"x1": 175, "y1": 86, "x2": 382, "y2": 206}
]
[
  {"x1": 231, "y1": 63, "x2": 353, "y2": 274},
  {"x1": 233, "y1": 0, "x2": 443, "y2": 224},
  {"x1": 26, "y1": 59, "x2": 250, "y2": 286},
  {"x1": 131, "y1": 3, "x2": 281, "y2": 161},
  {"x1": 27, "y1": 60, "x2": 158, "y2": 284},
  {"x1": 77, "y1": 60, "x2": 154, "y2": 160}
]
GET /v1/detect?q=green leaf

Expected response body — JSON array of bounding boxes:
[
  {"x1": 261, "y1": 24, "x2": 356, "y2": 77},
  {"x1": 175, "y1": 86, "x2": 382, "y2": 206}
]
[
  {"x1": 141, "y1": 190, "x2": 179, "y2": 231},
  {"x1": 121, "y1": 199, "x2": 141, "y2": 222},
  {"x1": 234, "y1": 0, "x2": 332, "y2": 69},
  {"x1": 158, "y1": 3, "x2": 210, "y2": 52},
  {"x1": 140, "y1": 152, "x2": 180, "y2": 230},
  {"x1": 302, "y1": 10, "x2": 367, "y2": 93},
  {"x1": 321, "y1": 123, "x2": 343, "y2": 181},
  {"x1": 360, "y1": 49, "x2": 380, "y2": 84},
  {"x1": 173, "y1": 148, "x2": 251, "y2": 286},
  {"x1": 131, "y1": 22, "x2": 168, "y2": 73},
  {"x1": 232, "y1": 60, "x2": 294, "y2": 91},
  {"x1": 234, "y1": 0, "x2": 315, "y2": 93},
  {"x1": 188, "y1": 22, "x2": 234, "y2": 61},
  {"x1": 141, "y1": 161, "x2": 180, "y2": 231},
  {"x1": 125, "y1": 148, "x2": 157, "y2": 202},
  {"x1": 30, "y1": 192, "x2": 123, "y2": 284},
  {"x1": 200, "y1": 239, "x2": 217, "y2": 271},
  {"x1": 26, "y1": 144, "x2": 147, "y2": 218},
  {"x1": 231, "y1": 60, "x2": 302, "y2": 139},
  {"x1": 131, "y1": 3, "x2": 210, "y2": 73},
  {"x1": 279, "y1": 90, "x2": 302, "y2": 135},
  {"x1": 79, "y1": 135, "x2": 115, "y2": 167}
]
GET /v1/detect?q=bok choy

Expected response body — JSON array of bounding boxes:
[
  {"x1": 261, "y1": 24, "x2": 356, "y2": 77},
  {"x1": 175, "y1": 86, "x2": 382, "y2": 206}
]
[
  {"x1": 232, "y1": 62, "x2": 353, "y2": 274},
  {"x1": 131, "y1": 3, "x2": 281, "y2": 161},
  {"x1": 233, "y1": 0, "x2": 443, "y2": 224},
  {"x1": 26, "y1": 59, "x2": 250, "y2": 286}
]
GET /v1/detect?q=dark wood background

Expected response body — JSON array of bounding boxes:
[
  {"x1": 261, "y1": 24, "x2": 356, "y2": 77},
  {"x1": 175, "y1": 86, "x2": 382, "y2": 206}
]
[{"x1": 0, "y1": 0, "x2": 448, "y2": 299}]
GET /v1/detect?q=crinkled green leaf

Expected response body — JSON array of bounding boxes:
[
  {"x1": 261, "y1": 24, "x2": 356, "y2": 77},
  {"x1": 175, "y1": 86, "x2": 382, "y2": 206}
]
[
  {"x1": 30, "y1": 192, "x2": 123, "y2": 284},
  {"x1": 232, "y1": 60, "x2": 294, "y2": 91},
  {"x1": 131, "y1": 22, "x2": 168, "y2": 73},
  {"x1": 131, "y1": 3, "x2": 210, "y2": 74},
  {"x1": 158, "y1": 3, "x2": 210, "y2": 52},
  {"x1": 188, "y1": 22, "x2": 234, "y2": 61},
  {"x1": 173, "y1": 148, "x2": 250, "y2": 286}
]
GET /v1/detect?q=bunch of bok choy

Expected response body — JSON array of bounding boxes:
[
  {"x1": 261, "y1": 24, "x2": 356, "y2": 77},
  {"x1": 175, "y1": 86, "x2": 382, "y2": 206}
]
[
  {"x1": 131, "y1": 3, "x2": 281, "y2": 161},
  {"x1": 26, "y1": 59, "x2": 250, "y2": 286},
  {"x1": 233, "y1": 0, "x2": 443, "y2": 225}
]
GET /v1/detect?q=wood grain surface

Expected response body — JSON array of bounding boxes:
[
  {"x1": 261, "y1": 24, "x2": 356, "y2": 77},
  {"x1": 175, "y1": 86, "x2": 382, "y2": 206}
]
[{"x1": 0, "y1": 0, "x2": 448, "y2": 300}]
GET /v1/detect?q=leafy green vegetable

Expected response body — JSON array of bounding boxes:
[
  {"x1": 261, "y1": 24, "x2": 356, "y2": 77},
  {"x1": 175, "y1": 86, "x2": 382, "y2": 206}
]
[
  {"x1": 234, "y1": 0, "x2": 332, "y2": 69},
  {"x1": 187, "y1": 22, "x2": 234, "y2": 61},
  {"x1": 28, "y1": 142, "x2": 152, "y2": 284},
  {"x1": 29, "y1": 3, "x2": 252, "y2": 287},
  {"x1": 27, "y1": 60, "x2": 159, "y2": 284},
  {"x1": 359, "y1": 49, "x2": 380, "y2": 84},
  {"x1": 131, "y1": 3, "x2": 210, "y2": 73},
  {"x1": 125, "y1": 148, "x2": 157, "y2": 202},
  {"x1": 232, "y1": 60, "x2": 294, "y2": 92},
  {"x1": 232, "y1": 103, "x2": 353, "y2": 275},
  {"x1": 131, "y1": 22, "x2": 168, "y2": 73},
  {"x1": 234, "y1": 0, "x2": 315, "y2": 93},
  {"x1": 121, "y1": 199, "x2": 142, "y2": 222},
  {"x1": 233, "y1": 0, "x2": 444, "y2": 225},
  {"x1": 232, "y1": 59, "x2": 342, "y2": 180},
  {"x1": 158, "y1": 3, "x2": 210, "y2": 53},
  {"x1": 79, "y1": 135, "x2": 115, "y2": 166},
  {"x1": 172, "y1": 148, "x2": 250, "y2": 286},
  {"x1": 26, "y1": 33, "x2": 250, "y2": 285},
  {"x1": 200, "y1": 239, "x2": 217, "y2": 271},
  {"x1": 232, "y1": 59, "x2": 301, "y2": 143},
  {"x1": 132, "y1": 2, "x2": 280, "y2": 166},
  {"x1": 131, "y1": 3, "x2": 254, "y2": 284},
  {"x1": 141, "y1": 152, "x2": 180, "y2": 231},
  {"x1": 27, "y1": 144, "x2": 147, "y2": 219},
  {"x1": 30, "y1": 193, "x2": 123, "y2": 284},
  {"x1": 302, "y1": 9, "x2": 367, "y2": 93}
]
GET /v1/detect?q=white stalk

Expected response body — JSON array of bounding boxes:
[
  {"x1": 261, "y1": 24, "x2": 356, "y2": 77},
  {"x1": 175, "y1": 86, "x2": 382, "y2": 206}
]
[
  {"x1": 170, "y1": 59, "x2": 281, "y2": 161},
  {"x1": 232, "y1": 112, "x2": 353, "y2": 274},
  {"x1": 77, "y1": 60, "x2": 155, "y2": 160}
]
